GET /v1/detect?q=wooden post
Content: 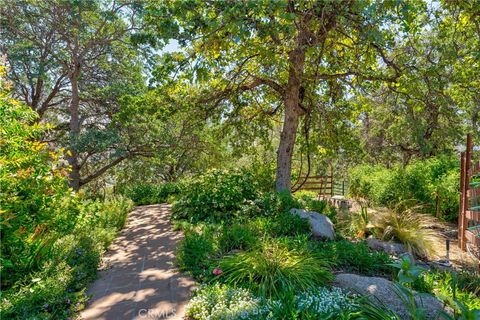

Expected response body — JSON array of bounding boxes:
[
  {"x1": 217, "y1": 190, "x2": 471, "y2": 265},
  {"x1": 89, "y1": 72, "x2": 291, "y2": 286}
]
[
  {"x1": 459, "y1": 151, "x2": 466, "y2": 249},
  {"x1": 330, "y1": 174, "x2": 334, "y2": 197},
  {"x1": 462, "y1": 134, "x2": 473, "y2": 251},
  {"x1": 435, "y1": 192, "x2": 441, "y2": 219}
]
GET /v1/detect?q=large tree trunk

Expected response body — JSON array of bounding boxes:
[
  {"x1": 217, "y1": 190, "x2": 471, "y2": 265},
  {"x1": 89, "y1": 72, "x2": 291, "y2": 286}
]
[
  {"x1": 275, "y1": 48, "x2": 305, "y2": 192},
  {"x1": 276, "y1": 103, "x2": 301, "y2": 192},
  {"x1": 67, "y1": 67, "x2": 81, "y2": 190}
]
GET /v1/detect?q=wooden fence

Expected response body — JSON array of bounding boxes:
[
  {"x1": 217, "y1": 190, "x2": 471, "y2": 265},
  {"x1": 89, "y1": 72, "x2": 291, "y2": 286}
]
[
  {"x1": 458, "y1": 134, "x2": 480, "y2": 252},
  {"x1": 293, "y1": 175, "x2": 348, "y2": 197}
]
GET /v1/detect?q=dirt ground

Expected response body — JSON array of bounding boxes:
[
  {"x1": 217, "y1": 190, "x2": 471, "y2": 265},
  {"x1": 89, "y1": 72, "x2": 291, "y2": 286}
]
[
  {"x1": 431, "y1": 222, "x2": 479, "y2": 270},
  {"x1": 344, "y1": 200, "x2": 479, "y2": 271}
]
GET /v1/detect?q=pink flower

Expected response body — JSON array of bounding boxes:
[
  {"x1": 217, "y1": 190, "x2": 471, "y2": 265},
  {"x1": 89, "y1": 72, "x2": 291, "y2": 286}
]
[{"x1": 212, "y1": 268, "x2": 223, "y2": 276}]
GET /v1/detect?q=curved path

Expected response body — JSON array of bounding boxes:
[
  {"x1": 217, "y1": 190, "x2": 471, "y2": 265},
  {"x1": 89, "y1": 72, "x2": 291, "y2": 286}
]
[{"x1": 81, "y1": 204, "x2": 195, "y2": 320}]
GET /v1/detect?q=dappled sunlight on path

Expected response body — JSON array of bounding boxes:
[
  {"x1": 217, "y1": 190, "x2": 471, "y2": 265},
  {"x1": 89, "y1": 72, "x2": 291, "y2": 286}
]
[{"x1": 81, "y1": 204, "x2": 195, "y2": 320}]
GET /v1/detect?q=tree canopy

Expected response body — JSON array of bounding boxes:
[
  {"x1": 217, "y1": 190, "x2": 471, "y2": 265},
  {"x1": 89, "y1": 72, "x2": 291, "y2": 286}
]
[{"x1": 1, "y1": 0, "x2": 478, "y2": 192}]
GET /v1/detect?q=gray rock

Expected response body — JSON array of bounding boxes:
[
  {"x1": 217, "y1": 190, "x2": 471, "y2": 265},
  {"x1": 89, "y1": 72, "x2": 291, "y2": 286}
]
[
  {"x1": 333, "y1": 273, "x2": 446, "y2": 319},
  {"x1": 290, "y1": 208, "x2": 335, "y2": 240},
  {"x1": 366, "y1": 238, "x2": 406, "y2": 255}
]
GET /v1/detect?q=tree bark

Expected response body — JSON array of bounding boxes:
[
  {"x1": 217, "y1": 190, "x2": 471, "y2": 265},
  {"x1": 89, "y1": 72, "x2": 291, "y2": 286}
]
[
  {"x1": 68, "y1": 66, "x2": 81, "y2": 190},
  {"x1": 275, "y1": 48, "x2": 305, "y2": 192}
]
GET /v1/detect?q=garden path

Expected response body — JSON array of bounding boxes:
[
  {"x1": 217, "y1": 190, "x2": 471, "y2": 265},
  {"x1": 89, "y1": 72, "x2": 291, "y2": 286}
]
[{"x1": 81, "y1": 204, "x2": 195, "y2": 320}]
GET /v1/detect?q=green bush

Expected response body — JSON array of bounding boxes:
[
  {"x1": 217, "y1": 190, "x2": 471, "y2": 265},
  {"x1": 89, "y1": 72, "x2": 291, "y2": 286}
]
[
  {"x1": 0, "y1": 196, "x2": 133, "y2": 319},
  {"x1": 118, "y1": 182, "x2": 181, "y2": 205},
  {"x1": 293, "y1": 191, "x2": 337, "y2": 223},
  {"x1": 172, "y1": 169, "x2": 260, "y2": 222},
  {"x1": 176, "y1": 229, "x2": 217, "y2": 280},
  {"x1": 217, "y1": 223, "x2": 257, "y2": 253},
  {"x1": 219, "y1": 240, "x2": 333, "y2": 298},
  {"x1": 416, "y1": 270, "x2": 480, "y2": 310},
  {"x1": 315, "y1": 240, "x2": 394, "y2": 276},
  {"x1": 294, "y1": 191, "x2": 327, "y2": 212},
  {"x1": 349, "y1": 156, "x2": 459, "y2": 221},
  {"x1": 0, "y1": 91, "x2": 76, "y2": 285},
  {"x1": 0, "y1": 83, "x2": 134, "y2": 318},
  {"x1": 248, "y1": 212, "x2": 311, "y2": 238},
  {"x1": 239, "y1": 190, "x2": 303, "y2": 218}
]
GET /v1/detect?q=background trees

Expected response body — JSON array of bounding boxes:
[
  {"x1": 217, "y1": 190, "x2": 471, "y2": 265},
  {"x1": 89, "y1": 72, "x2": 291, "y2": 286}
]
[
  {"x1": 1, "y1": 0, "x2": 478, "y2": 192},
  {"x1": 1, "y1": 0, "x2": 146, "y2": 190},
  {"x1": 144, "y1": 0, "x2": 417, "y2": 191}
]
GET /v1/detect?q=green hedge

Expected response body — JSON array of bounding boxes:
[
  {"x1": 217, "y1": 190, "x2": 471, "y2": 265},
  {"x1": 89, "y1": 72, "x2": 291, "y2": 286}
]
[
  {"x1": 118, "y1": 182, "x2": 182, "y2": 205},
  {"x1": 349, "y1": 156, "x2": 459, "y2": 221}
]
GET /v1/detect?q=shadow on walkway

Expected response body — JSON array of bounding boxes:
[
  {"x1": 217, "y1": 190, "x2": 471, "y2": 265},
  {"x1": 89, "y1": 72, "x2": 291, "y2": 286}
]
[{"x1": 81, "y1": 204, "x2": 195, "y2": 320}]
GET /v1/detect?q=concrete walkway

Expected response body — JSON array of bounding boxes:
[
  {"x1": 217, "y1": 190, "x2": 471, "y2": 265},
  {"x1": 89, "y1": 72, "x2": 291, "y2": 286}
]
[{"x1": 81, "y1": 204, "x2": 195, "y2": 320}]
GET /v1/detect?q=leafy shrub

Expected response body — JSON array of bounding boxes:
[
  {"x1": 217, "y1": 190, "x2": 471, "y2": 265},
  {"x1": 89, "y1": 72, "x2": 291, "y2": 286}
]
[
  {"x1": 0, "y1": 262, "x2": 89, "y2": 319},
  {"x1": 418, "y1": 270, "x2": 480, "y2": 310},
  {"x1": 294, "y1": 191, "x2": 337, "y2": 223},
  {"x1": 0, "y1": 89, "x2": 75, "y2": 284},
  {"x1": 248, "y1": 212, "x2": 311, "y2": 238},
  {"x1": 219, "y1": 240, "x2": 333, "y2": 298},
  {"x1": 315, "y1": 240, "x2": 394, "y2": 276},
  {"x1": 0, "y1": 78, "x2": 135, "y2": 318},
  {"x1": 349, "y1": 156, "x2": 459, "y2": 221},
  {"x1": 294, "y1": 191, "x2": 327, "y2": 212},
  {"x1": 118, "y1": 182, "x2": 181, "y2": 205},
  {"x1": 176, "y1": 229, "x2": 217, "y2": 280},
  {"x1": 217, "y1": 223, "x2": 257, "y2": 253},
  {"x1": 185, "y1": 284, "x2": 352, "y2": 320},
  {"x1": 239, "y1": 190, "x2": 303, "y2": 218},
  {"x1": 247, "y1": 161, "x2": 275, "y2": 193},
  {"x1": 0, "y1": 196, "x2": 133, "y2": 319},
  {"x1": 372, "y1": 207, "x2": 440, "y2": 258},
  {"x1": 172, "y1": 169, "x2": 260, "y2": 222}
]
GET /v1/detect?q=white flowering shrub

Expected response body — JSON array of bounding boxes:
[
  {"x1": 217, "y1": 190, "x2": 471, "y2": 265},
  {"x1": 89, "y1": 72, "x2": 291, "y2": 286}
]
[
  {"x1": 295, "y1": 287, "x2": 351, "y2": 317},
  {"x1": 185, "y1": 284, "x2": 268, "y2": 320},
  {"x1": 185, "y1": 284, "x2": 352, "y2": 320}
]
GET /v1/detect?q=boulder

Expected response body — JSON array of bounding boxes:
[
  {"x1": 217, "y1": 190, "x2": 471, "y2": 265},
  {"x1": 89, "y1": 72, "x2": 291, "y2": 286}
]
[
  {"x1": 366, "y1": 238, "x2": 406, "y2": 255},
  {"x1": 333, "y1": 273, "x2": 446, "y2": 319},
  {"x1": 290, "y1": 208, "x2": 335, "y2": 240}
]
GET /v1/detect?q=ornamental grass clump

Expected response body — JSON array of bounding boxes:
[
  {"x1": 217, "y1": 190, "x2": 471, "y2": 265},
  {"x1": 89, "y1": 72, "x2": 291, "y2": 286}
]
[
  {"x1": 219, "y1": 240, "x2": 333, "y2": 298},
  {"x1": 373, "y1": 206, "x2": 440, "y2": 258}
]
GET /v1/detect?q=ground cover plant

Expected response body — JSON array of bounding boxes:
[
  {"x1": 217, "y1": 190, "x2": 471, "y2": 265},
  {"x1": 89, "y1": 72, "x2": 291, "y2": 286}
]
[
  {"x1": 185, "y1": 283, "x2": 352, "y2": 320},
  {"x1": 413, "y1": 269, "x2": 480, "y2": 311},
  {"x1": 314, "y1": 240, "x2": 394, "y2": 276}
]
